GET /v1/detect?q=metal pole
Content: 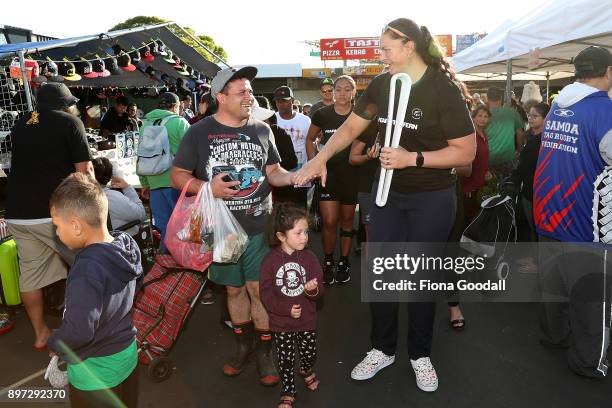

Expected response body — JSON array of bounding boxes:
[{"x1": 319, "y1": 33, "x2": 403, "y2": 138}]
[
  {"x1": 504, "y1": 59, "x2": 513, "y2": 107},
  {"x1": 17, "y1": 50, "x2": 34, "y2": 112},
  {"x1": 546, "y1": 71, "x2": 550, "y2": 102},
  {"x1": 173, "y1": 24, "x2": 230, "y2": 68}
]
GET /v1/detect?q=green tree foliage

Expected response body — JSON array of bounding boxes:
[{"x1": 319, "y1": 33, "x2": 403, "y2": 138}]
[{"x1": 109, "y1": 16, "x2": 228, "y2": 62}]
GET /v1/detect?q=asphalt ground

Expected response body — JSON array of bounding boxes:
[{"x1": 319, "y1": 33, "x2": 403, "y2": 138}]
[{"x1": 1, "y1": 233, "x2": 611, "y2": 408}]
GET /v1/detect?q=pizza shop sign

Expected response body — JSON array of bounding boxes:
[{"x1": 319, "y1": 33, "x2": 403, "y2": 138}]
[{"x1": 320, "y1": 37, "x2": 381, "y2": 60}]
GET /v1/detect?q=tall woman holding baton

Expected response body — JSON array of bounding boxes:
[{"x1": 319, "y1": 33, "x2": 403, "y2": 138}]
[{"x1": 294, "y1": 18, "x2": 475, "y2": 392}]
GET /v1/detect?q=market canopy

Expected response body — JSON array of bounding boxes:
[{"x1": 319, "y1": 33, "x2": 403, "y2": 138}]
[
  {"x1": 452, "y1": 0, "x2": 612, "y2": 75},
  {"x1": 0, "y1": 23, "x2": 222, "y2": 88}
]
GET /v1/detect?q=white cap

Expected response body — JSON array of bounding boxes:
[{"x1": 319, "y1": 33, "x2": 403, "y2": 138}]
[{"x1": 251, "y1": 98, "x2": 274, "y2": 121}]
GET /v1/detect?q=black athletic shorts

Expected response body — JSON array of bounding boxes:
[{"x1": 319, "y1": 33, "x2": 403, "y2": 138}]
[{"x1": 318, "y1": 168, "x2": 358, "y2": 205}]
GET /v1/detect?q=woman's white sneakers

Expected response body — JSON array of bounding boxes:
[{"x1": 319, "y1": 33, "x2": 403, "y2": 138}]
[
  {"x1": 351, "y1": 350, "x2": 439, "y2": 392},
  {"x1": 350, "y1": 349, "x2": 395, "y2": 380},
  {"x1": 410, "y1": 357, "x2": 439, "y2": 392}
]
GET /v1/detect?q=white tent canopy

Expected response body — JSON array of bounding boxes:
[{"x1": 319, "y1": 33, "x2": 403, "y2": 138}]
[{"x1": 452, "y1": 0, "x2": 612, "y2": 75}]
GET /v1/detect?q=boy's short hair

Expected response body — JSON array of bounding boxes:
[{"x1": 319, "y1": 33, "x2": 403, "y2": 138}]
[
  {"x1": 92, "y1": 157, "x2": 113, "y2": 186},
  {"x1": 50, "y1": 173, "x2": 108, "y2": 228}
]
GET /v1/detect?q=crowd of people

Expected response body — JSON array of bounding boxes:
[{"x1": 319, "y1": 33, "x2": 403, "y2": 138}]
[{"x1": 1, "y1": 15, "x2": 611, "y2": 408}]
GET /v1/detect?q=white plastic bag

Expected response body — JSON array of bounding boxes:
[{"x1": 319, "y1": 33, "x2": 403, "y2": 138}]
[{"x1": 198, "y1": 183, "x2": 249, "y2": 264}]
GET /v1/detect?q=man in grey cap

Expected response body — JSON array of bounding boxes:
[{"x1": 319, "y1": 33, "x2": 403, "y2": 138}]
[
  {"x1": 172, "y1": 67, "x2": 298, "y2": 386},
  {"x1": 138, "y1": 92, "x2": 190, "y2": 243},
  {"x1": 6, "y1": 82, "x2": 92, "y2": 350}
]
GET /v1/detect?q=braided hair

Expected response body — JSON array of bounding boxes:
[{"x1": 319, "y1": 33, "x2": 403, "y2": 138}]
[{"x1": 384, "y1": 18, "x2": 472, "y2": 105}]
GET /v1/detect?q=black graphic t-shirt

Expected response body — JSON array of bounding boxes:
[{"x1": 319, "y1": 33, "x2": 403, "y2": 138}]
[
  {"x1": 354, "y1": 68, "x2": 474, "y2": 193},
  {"x1": 173, "y1": 116, "x2": 280, "y2": 236},
  {"x1": 311, "y1": 104, "x2": 353, "y2": 171},
  {"x1": 7, "y1": 109, "x2": 91, "y2": 219}
]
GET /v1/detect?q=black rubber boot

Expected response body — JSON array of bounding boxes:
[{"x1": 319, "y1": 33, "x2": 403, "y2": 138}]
[
  {"x1": 255, "y1": 331, "x2": 280, "y2": 386},
  {"x1": 223, "y1": 321, "x2": 254, "y2": 376}
]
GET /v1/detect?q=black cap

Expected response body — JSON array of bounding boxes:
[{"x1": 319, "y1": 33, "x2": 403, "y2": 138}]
[
  {"x1": 129, "y1": 50, "x2": 141, "y2": 64},
  {"x1": 160, "y1": 73, "x2": 171, "y2": 84},
  {"x1": 112, "y1": 44, "x2": 126, "y2": 55},
  {"x1": 75, "y1": 60, "x2": 97, "y2": 78},
  {"x1": 320, "y1": 77, "x2": 334, "y2": 88},
  {"x1": 57, "y1": 61, "x2": 82, "y2": 81},
  {"x1": 156, "y1": 40, "x2": 168, "y2": 56},
  {"x1": 40, "y1": 61, "x2": 64, "y2": 82},
  {"x1": 159, "y1": 91, "x2": 180, "y2": 106},
  {"x1": 36, "y1": 82, "x2": 79, "y2": 110},
  {"x1": 149, "y1": 41, "x2": 159, "y2": 55},
  {"x1": 104, "y1": 56, "x2": 122, "y2": 75},
  {"x1": 574, "y1": 46, "x2": 612, "y2": 78},
  {"x1": 273, "y1": 85, "x2": 293, "y2": 100},
  {"x1": 140, "y1": 46, "x2": 155, "y2": 62},
  {"x1": 144, "y1": 66, "x2": 157, "y2": 77},
  {"x1": 117, "y1": 53, "x2": 136, "y2": 71}
]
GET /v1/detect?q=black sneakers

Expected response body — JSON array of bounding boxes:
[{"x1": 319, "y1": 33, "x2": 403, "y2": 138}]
[
  {"x1": 336, "y1": 259, "x2": 351, "y2": 283},
  {"x1": 323, "y1": 260, "x2": 335, "y2": 285}
]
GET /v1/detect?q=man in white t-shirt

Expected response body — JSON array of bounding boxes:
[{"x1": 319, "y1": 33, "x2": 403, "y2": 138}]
[
  {"x1": 274, "y1": 86, "x2": 311, "y2": 206},
  {"x1": 274, "y1": 86, "x2": 311, "y2": 169}
]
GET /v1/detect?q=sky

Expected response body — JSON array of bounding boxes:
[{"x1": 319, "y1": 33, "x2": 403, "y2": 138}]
[{"x1": 2, "y1": 0, "x2": 553, "y2": 67}]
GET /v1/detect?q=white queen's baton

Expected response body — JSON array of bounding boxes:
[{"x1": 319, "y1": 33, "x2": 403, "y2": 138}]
[{"x1": 375, "y1": 73, "x2": 412, "y2": 207}]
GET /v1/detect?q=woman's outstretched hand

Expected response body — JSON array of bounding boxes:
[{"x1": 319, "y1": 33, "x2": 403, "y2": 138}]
[{"x1": 293, "y1": 156, "x2": 328, "y2": 187}]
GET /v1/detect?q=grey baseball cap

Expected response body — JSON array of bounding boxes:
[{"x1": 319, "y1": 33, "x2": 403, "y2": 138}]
[{"x1": 211, "y1": 66, "x2": 257, "y2": 99}]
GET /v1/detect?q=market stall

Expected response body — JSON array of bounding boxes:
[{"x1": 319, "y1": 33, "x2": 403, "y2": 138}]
[
  {"x1": 0, "y1": 22, "x2": 223, "y2": 182},
  {"x1": 451, "y1": 0, "x2": 612, "y2": 101}
]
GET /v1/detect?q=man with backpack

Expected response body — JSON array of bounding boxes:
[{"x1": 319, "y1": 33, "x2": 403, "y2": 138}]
[{"x1": 138, "y1": 92, "x2": 190, "y2": 243}]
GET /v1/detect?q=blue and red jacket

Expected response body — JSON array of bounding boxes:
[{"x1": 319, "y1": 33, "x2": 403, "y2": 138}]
[{"x1": 534, "y1": 83, "x2": 612, "y2": 242}]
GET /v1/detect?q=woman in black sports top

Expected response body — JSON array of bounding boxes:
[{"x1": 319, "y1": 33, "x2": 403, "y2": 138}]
[{"x1": 305, "y1": 75, "x2": 360, "y2": 286}]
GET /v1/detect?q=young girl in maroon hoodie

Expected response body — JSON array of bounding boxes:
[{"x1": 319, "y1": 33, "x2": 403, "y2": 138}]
[{"x1": 259, "y1": 203, "x2": 324, "y2": 408}]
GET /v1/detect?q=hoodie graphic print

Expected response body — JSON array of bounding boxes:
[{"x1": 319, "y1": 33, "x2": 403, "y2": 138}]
[
  {"x1": 534, "y1": 83, "x2": 612, "y2": 242},
  {"x1": 259, "y1": 248, "x2": 323, "y2": 332}
]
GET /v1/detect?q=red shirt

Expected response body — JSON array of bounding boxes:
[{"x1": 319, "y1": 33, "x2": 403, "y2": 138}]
[
  {"x1": 259, "y1": 248, "x2": 323, "y2": 332},
  {"x1": 461, "y1": 129, "x2": 490, "y2": 194}
]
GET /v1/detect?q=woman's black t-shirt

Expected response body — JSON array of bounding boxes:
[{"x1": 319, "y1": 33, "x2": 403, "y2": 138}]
[
  {"x1": 311, "y1": 105, "x2": 353, "y2": 171},
  {"x1": 357, "y1": 122, "x2": 380, "y2": 193},
  {"x1": 353, "y1": 68, "x2": 474, "y2": 193}
]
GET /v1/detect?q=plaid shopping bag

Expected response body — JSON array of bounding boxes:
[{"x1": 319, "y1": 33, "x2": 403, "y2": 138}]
[{"x1": 133, "y1": 254, "x2": 205, "y2": 364}]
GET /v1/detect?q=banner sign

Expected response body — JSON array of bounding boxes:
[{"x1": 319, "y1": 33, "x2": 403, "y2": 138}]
[
  {"x1": 455, "y1": 33, "x2": 486, "y2": 53},
  {"x1": 320, "y1": 37, "x2": 381, "y2": 60},
  {"x1": 343, "y1": 65, "x2": 384, "y2": 76},
  {"x1": 434, "y1": 35, "x2": 453, "y2": 57},
  {"x1": 302, "y1": 68, "x2": 332, "y2": 78}
]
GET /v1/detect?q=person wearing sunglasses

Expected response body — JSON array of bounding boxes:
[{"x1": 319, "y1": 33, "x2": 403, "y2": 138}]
[
  {"x1": 308, "y1": 78, "x2": 335, "y2": 118},
  {"x1": 294, "y1": 18, "x2": 475, "y2": 392}
]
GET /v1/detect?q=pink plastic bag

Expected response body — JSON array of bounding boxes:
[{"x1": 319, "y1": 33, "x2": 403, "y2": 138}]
[{"x1": 164, "y1": 178, "x2": 212, "y2": 272}]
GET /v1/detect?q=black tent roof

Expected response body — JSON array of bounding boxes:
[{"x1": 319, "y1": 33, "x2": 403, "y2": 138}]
[{"x1": 1, "y1": 24, "x2": 221, "y2": 88}]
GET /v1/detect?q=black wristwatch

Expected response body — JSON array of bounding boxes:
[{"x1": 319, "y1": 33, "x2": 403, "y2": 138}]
[{"x1": 416, "y1": 151, "x2": 424, "y2": 168}]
